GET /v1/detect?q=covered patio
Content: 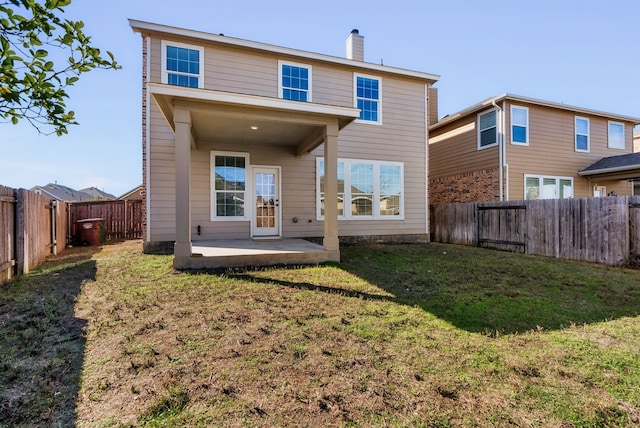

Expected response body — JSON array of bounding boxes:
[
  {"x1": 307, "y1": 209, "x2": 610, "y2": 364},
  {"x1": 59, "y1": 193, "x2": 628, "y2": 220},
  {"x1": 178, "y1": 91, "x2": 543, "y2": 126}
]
[
  {"x1": 148, "y1": 83, "x2": 359, "y2": 269},
  {"x1": 180, "y1": 239, "x2": 330, "y2": 269},
  {"x1": 579, "y1": 152, "x2": 640, "y2": 194}
]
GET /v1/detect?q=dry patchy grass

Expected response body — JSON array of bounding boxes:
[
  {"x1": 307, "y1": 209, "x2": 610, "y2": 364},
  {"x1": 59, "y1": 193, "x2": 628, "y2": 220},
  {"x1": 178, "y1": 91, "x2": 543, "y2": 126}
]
[{"x1": 1, "y1": 240, "x2": 639, "y2": 427}]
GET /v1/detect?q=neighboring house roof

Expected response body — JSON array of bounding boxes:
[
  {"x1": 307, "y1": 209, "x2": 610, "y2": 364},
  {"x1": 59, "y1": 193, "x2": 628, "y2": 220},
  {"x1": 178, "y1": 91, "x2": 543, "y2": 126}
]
[
  {"x1": 431, "y1": 93, "x2": 640, "y2": 131},
  {"x1": 128, "y1": 19, "x2": 440, "y2": 83},
  {"x1": 578, "y1": 152, "x2": 640, "y2": 180},
  {"x1": 118, "y1": 185, "x2": 143, "y2": 200},
  {"x1": 80, "y1": 187, "x2": 116, "y2": 200},
  {"x1": 31, "y1": 184, "x2": 115, "y2": 202},
  {"x1": 31, "y1": 183, "x2": 92, "y2": 202}
]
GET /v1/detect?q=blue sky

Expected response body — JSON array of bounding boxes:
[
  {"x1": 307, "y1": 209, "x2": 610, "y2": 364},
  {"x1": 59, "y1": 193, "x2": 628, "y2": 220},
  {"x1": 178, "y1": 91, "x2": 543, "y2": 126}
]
[{"x1": 2, "y1": 0, "x2": 638, "y2": 197}]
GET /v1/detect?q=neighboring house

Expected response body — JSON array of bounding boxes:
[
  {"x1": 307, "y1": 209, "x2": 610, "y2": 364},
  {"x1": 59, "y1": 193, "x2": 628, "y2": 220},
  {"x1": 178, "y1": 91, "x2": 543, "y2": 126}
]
[
  {"x1": 31, "y1": 183, "x2": 115, "y2": 202},
  {"x1": 79, "y1": 187, "x2": 116, "y2": 201},
  {"x1": 429, "y1": 94, "x2": 640, "y2": 203},
  {"x1": 118, "y1": 185, "x2": 144, "y2": 201},
  {"x1": 634, "y1": 130, "x2": 640, "y2": 195},
  {"x1": 31, "y1": 183, "x2": 92, "y2": 202},
  {"x1": 129, "y1": 20, "x2": 439, "y2": 268}
]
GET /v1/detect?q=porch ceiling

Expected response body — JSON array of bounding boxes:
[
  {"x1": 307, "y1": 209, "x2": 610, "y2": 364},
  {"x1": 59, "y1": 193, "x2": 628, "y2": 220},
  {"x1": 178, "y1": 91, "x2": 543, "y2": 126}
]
[{"x1": 149, "y1": 83, "x2": 359, "y2": 153}]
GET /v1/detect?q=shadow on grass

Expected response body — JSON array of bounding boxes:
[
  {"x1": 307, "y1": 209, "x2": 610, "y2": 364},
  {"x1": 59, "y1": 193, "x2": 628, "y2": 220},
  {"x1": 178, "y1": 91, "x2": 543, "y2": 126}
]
[
  {"x1": 223, "y1": 243, "x2": 640, "y2": 336},
  {"x1": 0, "y1": 250, "x2": 97, "y2": 426},
  {"x1": 338, "y1": 243, "x2": 640, "y2": 335}
]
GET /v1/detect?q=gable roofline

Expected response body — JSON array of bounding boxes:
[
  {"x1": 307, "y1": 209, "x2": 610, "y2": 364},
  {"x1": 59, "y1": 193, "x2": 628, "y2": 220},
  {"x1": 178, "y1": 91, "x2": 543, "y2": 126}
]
[
  {"x1": 128, "y1": 19, "x2": 440, "y2": 83},
  {"x1": 430, "y1": 93, "x2": 640, "y2": 131},
  {"x1": 118, "y1": 185, "x2": 143, "y2": 200}
]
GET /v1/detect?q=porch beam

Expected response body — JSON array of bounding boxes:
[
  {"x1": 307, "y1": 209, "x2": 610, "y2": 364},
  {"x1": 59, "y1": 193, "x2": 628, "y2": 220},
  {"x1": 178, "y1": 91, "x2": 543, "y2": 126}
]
[
  {"x1": 323, "y1": 121, "x2": 340, "y2": 261},
  {"x1": 174, "y1": 101, "x2": 339, "y2": 128},
  {"x1": 174, "y1": 107, "x2": 192, "y2": 258},
  {"x1": 296, "y1": 127, "x2": 325, "y2": 156}
]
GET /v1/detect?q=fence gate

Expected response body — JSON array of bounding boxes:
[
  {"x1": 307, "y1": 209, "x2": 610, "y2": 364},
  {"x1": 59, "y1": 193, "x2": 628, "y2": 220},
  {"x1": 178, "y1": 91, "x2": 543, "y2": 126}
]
[{"x1": 477, "y1": 204, "x2": 527, "y2": 253}]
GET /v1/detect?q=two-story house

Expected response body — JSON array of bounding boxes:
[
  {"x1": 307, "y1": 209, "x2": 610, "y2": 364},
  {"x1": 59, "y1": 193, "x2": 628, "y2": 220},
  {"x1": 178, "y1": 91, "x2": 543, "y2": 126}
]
[
  {"x1": 129, "y1": 20, "x2": 439, "y2": 268},
  {"x1": 429, "y1": 94, "x2": 640, "y2": 203}
]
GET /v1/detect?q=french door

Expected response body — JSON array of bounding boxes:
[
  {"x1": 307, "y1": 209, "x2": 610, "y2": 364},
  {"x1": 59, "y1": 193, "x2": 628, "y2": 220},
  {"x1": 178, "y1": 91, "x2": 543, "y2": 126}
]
[{"x1": 252, "y1": 167, "x2": 281, "y2": 237}]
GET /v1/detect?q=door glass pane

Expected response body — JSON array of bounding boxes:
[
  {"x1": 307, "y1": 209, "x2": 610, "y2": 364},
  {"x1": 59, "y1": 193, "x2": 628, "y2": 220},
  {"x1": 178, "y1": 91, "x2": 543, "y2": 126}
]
[{"x1": 255, "y1": 172, "x2": 275, "y2": 228}]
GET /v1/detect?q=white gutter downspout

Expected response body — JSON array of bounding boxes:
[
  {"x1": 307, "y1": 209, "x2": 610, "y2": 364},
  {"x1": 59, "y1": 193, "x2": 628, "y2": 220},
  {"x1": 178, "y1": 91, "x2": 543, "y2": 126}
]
[
  {"x1": 425, "y1": 83, "x2": 430, "y2": 236},
  {"x1": 502, "y1": 100, "x2": 508, "y2": 201},
  {"x1": 492, "y1": 100, "x2": 504, "y2": 201}
]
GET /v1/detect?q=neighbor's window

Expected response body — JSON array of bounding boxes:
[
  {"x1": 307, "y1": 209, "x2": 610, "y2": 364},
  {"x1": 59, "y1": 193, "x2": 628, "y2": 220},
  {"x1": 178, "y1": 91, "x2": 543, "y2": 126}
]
[
  {"x1": 211, "y1": 152, "x2": 249, "y2": 220},
  {"x1": 525, "y1": 175, "x2": 573, "y2": 200},
  {"x1": 608, "y1": 121, "x2": 625, "y2": 149},
  {"x1": 279, "y1": 61, "x2": 311, "y2": 102},
  {"x1": 317, "y1": 157, "x2": 403, "y2": 219},
  {"x1": 354, "y1": 74, "x2": 381, "y2": 123},
  {"x1": 575, "y1": 117, "x2": 590, "y2": 152},
  {"x1": 511, "y1": 106, "x2": 528, "y2": 145},
  {"x1": 162, "y1": 41, "x2": 203, "y2": 89},
  {"x1": 478, "y1": 109, "x2": 497, "y2": 149}
]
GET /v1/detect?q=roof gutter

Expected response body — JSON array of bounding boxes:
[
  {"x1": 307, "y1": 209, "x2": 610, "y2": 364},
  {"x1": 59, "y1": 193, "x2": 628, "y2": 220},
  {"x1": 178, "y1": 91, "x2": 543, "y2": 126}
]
[{"x1": 578, "y1": 164, "x2": 640, "y2": 176}]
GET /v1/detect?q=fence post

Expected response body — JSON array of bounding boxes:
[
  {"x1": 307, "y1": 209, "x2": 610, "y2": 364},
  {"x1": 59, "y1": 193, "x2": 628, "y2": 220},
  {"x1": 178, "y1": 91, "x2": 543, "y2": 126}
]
[{"x1": 15, "y1": 189, "x2": 25, "y2": 275}]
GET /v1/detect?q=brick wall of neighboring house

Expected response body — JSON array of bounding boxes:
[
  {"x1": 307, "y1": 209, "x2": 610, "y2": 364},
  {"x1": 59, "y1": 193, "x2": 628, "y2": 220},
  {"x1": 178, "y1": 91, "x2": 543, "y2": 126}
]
[
  {"x1": 429, "y1": 168, "x2": 500, "y2": 204},
  {"x1": 141, "y1": 35, "x2": 148, "y2": 244}
]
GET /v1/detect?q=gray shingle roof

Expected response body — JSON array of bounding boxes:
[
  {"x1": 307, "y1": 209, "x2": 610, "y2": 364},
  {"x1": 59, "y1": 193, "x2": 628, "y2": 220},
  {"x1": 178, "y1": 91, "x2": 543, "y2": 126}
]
[{"x1": 579, "y1": 152, "x2": 640, "y2": 175}]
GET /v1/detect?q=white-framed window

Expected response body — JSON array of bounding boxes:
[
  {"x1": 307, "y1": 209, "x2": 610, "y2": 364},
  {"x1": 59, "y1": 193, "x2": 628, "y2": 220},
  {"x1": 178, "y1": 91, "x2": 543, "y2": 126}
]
[
  {"x1": 278, "y1": 60, "x2": 311, "y2": 102},
  {"x1": 211, "y1": 152, "x2": 249, "y2": 221},
  {"x1": 575, "y1": 117, "x2": 590, "y2": 152},
  {"x1": 608, "y1": 121, "x2": 625, "y2": 150},
  {"x1": 316, "y1": 157, "x2": 403, "y2": 220},
  {"x1": 354, "y1": 74, "x2": 381, "y2": 124},
  {"x1": 525, "y1": 175, "x2": 573, "y2": 200},
  {"x1": 478, "y1": 109, "x2": 498, "y2": 149},
  {"x1": 161, "y1": 40, "x2": 204, "y2": 89},
  {"x1": 511, "y1": 106, "x2": 528, "y2": 145}
]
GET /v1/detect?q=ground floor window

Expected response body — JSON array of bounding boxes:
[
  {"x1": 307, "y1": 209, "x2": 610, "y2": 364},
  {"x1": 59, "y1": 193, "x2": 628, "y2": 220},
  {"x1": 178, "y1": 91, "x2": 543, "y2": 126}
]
[
  {"x1": 317, "y1": 157, "x2": 403, "y2": 220},
  {"x1": 525, "y1": 174, "x2": 573, "y2": 200},
  {"x1": 211, "y1": 152, "x2": 249, "y2": 220}
]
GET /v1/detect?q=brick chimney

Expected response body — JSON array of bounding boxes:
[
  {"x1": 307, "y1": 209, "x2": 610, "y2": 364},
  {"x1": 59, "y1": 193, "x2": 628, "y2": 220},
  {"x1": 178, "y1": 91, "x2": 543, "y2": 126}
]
[{"x1": 346, "y1": 29, "x2": 364, "y2": 61}]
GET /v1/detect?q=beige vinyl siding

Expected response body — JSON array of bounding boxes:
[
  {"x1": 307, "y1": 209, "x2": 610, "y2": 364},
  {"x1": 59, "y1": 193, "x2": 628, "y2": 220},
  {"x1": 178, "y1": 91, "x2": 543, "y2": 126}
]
[
  {"x1": 146, "y1": 34, "x2": 431, "y2": 242},
  {"x1": 148, "y1": 102, "x2": 176, "y2": 242},
  {"x1": 429, "y1": 112, "x2": 499, "y2": 178},
  {"x1": 505, "y1": 101, "x2": 635, "y2": 199},
  {"x1": 311, "y1": 76, "x2": 428, "y2": 237}
]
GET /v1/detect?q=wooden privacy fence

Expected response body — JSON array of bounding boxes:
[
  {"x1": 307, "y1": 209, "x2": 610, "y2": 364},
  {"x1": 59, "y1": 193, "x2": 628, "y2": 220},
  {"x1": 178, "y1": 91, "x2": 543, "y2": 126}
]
[
  {"x1": 0, "y1": 185, "x2": 68, "y2": 282},
  {"x1": 68, "y1": 199, "x2": 143, "y2": 243},
  {"x1": 430, "y1": 195, "x2": 640, "y2": 266}
]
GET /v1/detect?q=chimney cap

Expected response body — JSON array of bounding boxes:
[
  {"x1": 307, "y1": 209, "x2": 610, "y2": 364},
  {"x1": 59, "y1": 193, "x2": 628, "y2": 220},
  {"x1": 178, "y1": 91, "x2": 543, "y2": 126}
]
[{"x1": 351, "y1": 29, "x2": 359, "y2": 35}]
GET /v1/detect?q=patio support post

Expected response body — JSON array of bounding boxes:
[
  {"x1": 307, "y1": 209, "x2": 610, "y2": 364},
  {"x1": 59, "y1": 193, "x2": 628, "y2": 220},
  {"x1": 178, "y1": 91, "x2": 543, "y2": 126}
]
[
  {"x1": 323, "y1": 121, "x2": 340, "y2": 261},
  {"x1": 174, "y1": 107, "x2": 192, "y2": 258}
]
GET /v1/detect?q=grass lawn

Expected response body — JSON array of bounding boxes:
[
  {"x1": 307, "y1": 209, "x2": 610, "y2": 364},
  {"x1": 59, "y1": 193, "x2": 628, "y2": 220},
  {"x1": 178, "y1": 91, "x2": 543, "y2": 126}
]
[{"x1": 0, "y1": 240, "x2": 639, "y2": 427}]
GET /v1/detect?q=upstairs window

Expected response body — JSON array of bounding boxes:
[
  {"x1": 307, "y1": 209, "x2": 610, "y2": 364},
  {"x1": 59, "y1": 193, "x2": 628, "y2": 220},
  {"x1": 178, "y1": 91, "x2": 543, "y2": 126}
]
[
  {"x1": 354, "y1": 74, "x2": 381, "y2": 124},
  {"x1": 478, "y1": 109, "x2": 497, "y2": 149},
  {"x1": 511, "y1": 106, "x2": 528, "y2": 145},
  {"x1": 279, "y1": 61, "x2": 311, "y2": 102},
  {"x1": 575, "y1": 117, "x2": 590, "y2": 152},
  {"x1": 162, "y1": 41, "x2": 203, "y2": 89},
  {"x1": 608, "y1": 121, "x2": 625, "y2": 150}
]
